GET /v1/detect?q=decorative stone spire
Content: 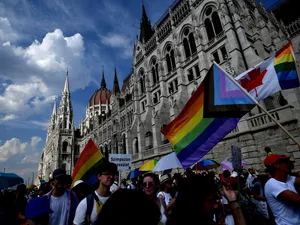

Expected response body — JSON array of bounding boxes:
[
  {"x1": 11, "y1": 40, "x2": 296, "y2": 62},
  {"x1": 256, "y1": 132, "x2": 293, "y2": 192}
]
[
  {"x1": 112, "y1": 67, "x2": 120, "y2": 94},
  {"x1": 139, "y1": 2, "x2": 154, "y2": 43},
  {"x1": 51, "y1": 98, "x2": 57, "y2": 117},
  {"x1": 101, "y1": 67, "x2": 107, "y2": 89},
  {"x1": 63, "y1": 71, "x2": 70, "y2": 94}
]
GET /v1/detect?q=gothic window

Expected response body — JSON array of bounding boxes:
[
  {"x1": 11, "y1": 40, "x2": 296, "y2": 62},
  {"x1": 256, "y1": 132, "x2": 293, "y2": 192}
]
[
  {"x1": 168, "y1": 78, "x2": 179, "y2": 95},
  {"x1": 187, "y1": 68, "x2": 194, "y2": 82},
  {"x1": 104, "y1": 145, "x2": 109, "y2": 159},
  {"x1": 122, "y1": 134, "x2": 126, "y2": 154},
  {"x1": 61, "y1": 163, "x2": 66, "y2": 170},
  {"x1": 62, "y1": 141, "x2": 68, "y2": 153},
  {"x1": 165, "y1": 45, "x2": 176, "y2": 72},
  {"x1": 151, "y1": 58, "x2": 159, "y2": 85},
  {"x1": 153, "y1": 90, "x2": 161, "y2": 104},
  {"x1": 140, "y1": 70, "x2": 146, "y2": 93},
  {"x1": 145, "y1": 132, "x2": 153, "y2": 150},
  {"x1": 182, "y1": 28, "x2": 197, "y2": 58},
  {"x1": 161, "y1": 124, "x2": 169, "y2": 144},
  {"x1": 133, "y1": 137, "x2": 139, "y2": 154},
  {"x1": 204, "y1": 7, "x2": 223, "y2": 41}
]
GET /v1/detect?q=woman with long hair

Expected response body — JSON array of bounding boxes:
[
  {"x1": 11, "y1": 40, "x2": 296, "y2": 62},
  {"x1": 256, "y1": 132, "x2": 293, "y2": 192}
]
[{"x1": 143, "y1": 173, "x2": 168, "y2": 225}]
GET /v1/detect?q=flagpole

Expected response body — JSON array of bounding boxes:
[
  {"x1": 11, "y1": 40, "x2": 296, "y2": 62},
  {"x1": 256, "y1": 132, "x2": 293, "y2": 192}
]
[{"x1": 214, "y1": 62, "x2": 300, "y2": 148}]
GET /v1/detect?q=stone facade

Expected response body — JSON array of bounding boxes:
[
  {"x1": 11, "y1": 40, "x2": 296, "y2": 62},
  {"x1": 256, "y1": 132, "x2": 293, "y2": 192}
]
[{"x1": 39, "y1": 0, "x2": 300, "y2": 180}]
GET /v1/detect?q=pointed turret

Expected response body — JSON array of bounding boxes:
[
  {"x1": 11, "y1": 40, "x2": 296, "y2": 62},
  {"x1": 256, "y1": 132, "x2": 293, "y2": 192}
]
[
  {"x1": 51, "y1": 98, "x2": 57, "y2": 117},
  {"x1": 101, "y1": 68, "x2": 107, "y2": 89},
  {"x1": 63, "y1": 71, "x2": 70, "y2": 94},
  {"x1": 139, "y1": 3, "x2": 154, "y2": 43},
  {"x1": 112, "y1": 67, "x2": 120, "y2": 95}
]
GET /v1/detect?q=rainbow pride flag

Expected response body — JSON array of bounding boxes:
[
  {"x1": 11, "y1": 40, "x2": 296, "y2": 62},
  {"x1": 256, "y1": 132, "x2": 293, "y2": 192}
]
[
  {"x1": 161, "y1": 64, "x2": 255, "y2": 169},
  {"x1": 274, "y1": 42, "x2": 299, "y2": 89},
  {"x1": 72, "y1": 139, "x2": 105, "y2": 187},
  {"x1": 236, "y1": 42, "x2": 299, "y2": 101}
]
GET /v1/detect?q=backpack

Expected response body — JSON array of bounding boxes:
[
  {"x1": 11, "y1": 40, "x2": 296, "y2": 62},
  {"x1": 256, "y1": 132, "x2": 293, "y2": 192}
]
[{"x1": 85, "y1": 192, "x2": 103, "y2": 225}]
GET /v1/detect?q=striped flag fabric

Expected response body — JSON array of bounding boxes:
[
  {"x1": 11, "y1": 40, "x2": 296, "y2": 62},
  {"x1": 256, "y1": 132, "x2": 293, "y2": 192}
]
[
  {"x1": 235, "y1": 42, "x2": 299, "y2": 100},
  {"x1": 161, "y1": 63, "x2": 255, "y2": 169},
  {"x1": 71, "y1": 139, "x2": 105, "y2": 187}
]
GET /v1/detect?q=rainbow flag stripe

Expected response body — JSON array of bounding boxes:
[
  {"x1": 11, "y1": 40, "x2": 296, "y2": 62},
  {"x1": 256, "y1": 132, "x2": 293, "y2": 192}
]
[
  {"x1": 162, "y1": 64, "x2": 255, "y2": 169},
  {"x1": 274, "y1": 42, "x2": 299, "y2": 89},
  {"x1": 72, "y1": 139, "x2": 104, "y2": 187}
]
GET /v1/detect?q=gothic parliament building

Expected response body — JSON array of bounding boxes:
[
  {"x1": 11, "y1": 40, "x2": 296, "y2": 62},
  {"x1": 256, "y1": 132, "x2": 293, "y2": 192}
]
[{"x1": 39, "y1": 0, "x2": 300, "y2": 180}]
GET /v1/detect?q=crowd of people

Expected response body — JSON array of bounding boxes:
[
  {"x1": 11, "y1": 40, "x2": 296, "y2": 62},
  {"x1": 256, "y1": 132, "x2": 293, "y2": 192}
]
[{"x1": 1, "y1": 150, "x2": 300, "y2": 225}]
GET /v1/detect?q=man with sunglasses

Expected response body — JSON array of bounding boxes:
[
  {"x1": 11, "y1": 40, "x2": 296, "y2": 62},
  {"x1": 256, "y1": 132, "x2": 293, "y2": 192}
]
[
  {"x1": 73, "y1": 160, "x2": 117, "y2": 225},
  {"x1": 264, "y1": 154, "x2": 300, "y2": 225},
  {"x1": 45, "y1": 168, "x2": 78, "y2": 225}
]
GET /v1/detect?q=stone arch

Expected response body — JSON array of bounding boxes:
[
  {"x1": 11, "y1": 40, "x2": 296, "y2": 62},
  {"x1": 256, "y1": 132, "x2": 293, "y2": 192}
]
[
  {"x1": 202, "y1": 5, "x2": 223, "y2": 41},
  {"x1": 181, "y1": 26, "x2": 197, "y2": 58},
  {"x1": 163, "y1": 42, "x2": 176, "y2": 73}
]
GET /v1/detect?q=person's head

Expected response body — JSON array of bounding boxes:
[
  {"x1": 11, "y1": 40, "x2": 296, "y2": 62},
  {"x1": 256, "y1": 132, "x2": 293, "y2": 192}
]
[
  {"x1": 25, "y1": 197, "x2": 53, "y2": 225},
  {"x1": 160, "y1": 174, "x2": 173, "y2": 192},
  {"x1": 248, "y1": 168, "x2": 255, "y2": 175},
  {"x1": 16, "y1": 184, "x2": 26, "y2": 197},
  {"x1": 223, "y1": 170, "x2": 231, "y2": 178},
  {"x1": 264, "y1": 146, "x2": 272, "y2": 153},
  {"x1": 264, "y1": 154, "x2": 292, "y2": 176},
  {"x1": 142, "y1": 173, "x2": 159, "y2": 197},
  {"x1": 97, "y1": 160, "x2": 118, "y2": 188},
  {"x1": 96, "y1": 189, "x2": 160, "y2": 225},
  {"x1": 38, "y1": 182, "x2": 51, "y2": 197},
  {"x1": 52, "y1": 168, "x2": 68, "y2": 192},
  {"x1": 72, "y1": 180, "x2": 93, "y2": 201}
]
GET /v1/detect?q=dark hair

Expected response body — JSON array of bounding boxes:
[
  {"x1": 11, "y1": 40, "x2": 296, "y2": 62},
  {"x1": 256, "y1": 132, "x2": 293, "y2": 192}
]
[
  {"x1": 143, "y1": 173, "x2": 159, "y2": 185},
  {"x1": 97, "y1": 160, "x2": 117, "y2": 175},
  {"x1": 96, "y1": 189, "x2": 160, "y2": 225},
  {"x1": 223, "y1": 170, "x2": 231, "y2": 178}
]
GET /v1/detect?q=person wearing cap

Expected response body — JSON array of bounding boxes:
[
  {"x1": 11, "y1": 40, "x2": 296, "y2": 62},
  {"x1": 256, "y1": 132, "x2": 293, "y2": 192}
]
[
  {"x1": 73, "y1": 160, "x2": 117, "y2": 225},
  {"x1": 72, "y1": 180, "x2": 92, "y2": 202},
  {"x1": 264, "y1": 154, "x2": 300, "y2": 225},
  {"x1": 264, "y1": 146, "x2": 273, "y2": 156},
  {"x1": 25, "y1": 197, "x2": 53, "y2": 225},
  {"x1": 45, "y1": 168, "x2": 78, "y2": 225}
]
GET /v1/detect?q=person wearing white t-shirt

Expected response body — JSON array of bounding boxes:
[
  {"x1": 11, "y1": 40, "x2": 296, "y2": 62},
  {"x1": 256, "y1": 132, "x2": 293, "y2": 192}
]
[
  {"x1": 73, "y1": 161, "x2": 118, "y2": 225},
  {"x1": 264, "y1": 154, "x2": 300, "y2": 225}
]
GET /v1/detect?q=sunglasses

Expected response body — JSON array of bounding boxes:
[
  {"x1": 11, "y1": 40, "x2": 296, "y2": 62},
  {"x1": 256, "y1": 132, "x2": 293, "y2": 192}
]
[{"x1": 143, "y1": 182, "x2": 154, "y2": 188}]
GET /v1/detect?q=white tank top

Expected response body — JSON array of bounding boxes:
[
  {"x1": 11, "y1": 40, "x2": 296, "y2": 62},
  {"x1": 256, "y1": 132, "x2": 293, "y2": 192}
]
[{"x1": 158, "y1": 198, "x2": 168, "y2": 225}]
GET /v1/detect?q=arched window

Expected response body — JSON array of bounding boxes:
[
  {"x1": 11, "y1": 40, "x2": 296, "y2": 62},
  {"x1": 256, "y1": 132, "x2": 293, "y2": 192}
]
[
  {"x1": 165, "y1": 45, "x2": 176, "y2": 72},
  {"x1": 133, "y1": 137, "x2": 139, "y2": 154},
  {"x1": 182, "y1": 28, "x2": 197, "y2": 58},
  {"x1": 145, "y1": 132, "x2": 153, "y2": 150},
  {"x1": 140, "y1": 70, "x2": 146, "y2": 93},
  {"x1": 151, "y1": 58, "x2": 159, "y2": 85},
  {"x1": 204, "y1": 7, "x2": 223, "y2": 41},
  {"x1": 62, "y1": 141, "x2": 68, "y2": 153}
]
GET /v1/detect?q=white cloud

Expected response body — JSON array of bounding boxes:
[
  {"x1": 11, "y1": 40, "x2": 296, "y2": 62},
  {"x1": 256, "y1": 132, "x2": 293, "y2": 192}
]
[
  {"x1": 0, "y1": 17, "x2": 18, "y2": 44},
  {"x1": 0, "y1": 19, "x2": 91, "y2": 122},
  {"x1": 0, "y1": 138, "x2": 29, "y2": 162},
  {"x1": 100, "y1": 33, "x2": 133, "y2": 59},
  {"x1": 0, "y1": 114, "x2": 16, "y2": 121}
]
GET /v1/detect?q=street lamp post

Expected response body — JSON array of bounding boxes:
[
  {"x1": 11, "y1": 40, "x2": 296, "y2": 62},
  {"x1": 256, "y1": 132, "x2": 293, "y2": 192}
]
[
  {"x1": 3, "y1": 168, "x2": 5, "y2": 173},
  {"x1": 32, "y1": 172, "x2": 34, "y2": 185},
  {"x1": 28, "y1": 177, "x2": 30, "y2": 185}
]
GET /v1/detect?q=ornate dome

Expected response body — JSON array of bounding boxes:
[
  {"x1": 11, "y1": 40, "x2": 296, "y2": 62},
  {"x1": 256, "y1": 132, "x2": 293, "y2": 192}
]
[
  {"x1": 88, "y1": 89, "x2": 111, "y2": 107},
  {"x1": 88, "y1": 70, "x2": 111, "y2": 107}
]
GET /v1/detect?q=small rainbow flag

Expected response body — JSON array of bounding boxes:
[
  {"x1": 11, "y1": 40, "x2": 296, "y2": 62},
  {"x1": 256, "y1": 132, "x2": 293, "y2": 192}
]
[
  {"x1": 274, "y1": 41, "x2": 299, "y2": 89},
  {"x1": 161, "y1": 64, "x2": 255, "y2": 169},
  {"x1": 72, "y1": 139, "x2": 105, "y2": 187}
]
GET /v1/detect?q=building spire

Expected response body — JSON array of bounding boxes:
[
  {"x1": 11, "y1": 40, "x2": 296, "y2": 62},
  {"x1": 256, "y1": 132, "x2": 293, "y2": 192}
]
[
  {"x1": 51, "y1": 97, "x2": 57, "y2": 117},
  {"x1": 63, "y1": 71, "x2": 70, "y2": 94},
  {"x1": 101, "y1": 67, "x2": 107, "y2": 89},
  {"x1": 113, "y1": 67, "x2": 121, "y2": 94},
  {"x1": 139, "y1": 2, "x2": 154, "y2": 43}
]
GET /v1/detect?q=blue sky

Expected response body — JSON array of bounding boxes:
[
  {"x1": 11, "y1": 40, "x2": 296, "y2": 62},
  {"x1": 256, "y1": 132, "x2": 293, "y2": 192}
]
[{"x1": 0, "y1": 0, "x2": 280, "y2": 182}]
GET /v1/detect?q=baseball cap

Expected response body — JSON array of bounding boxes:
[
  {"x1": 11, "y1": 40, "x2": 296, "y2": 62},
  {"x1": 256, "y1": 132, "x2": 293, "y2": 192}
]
[
  {"x1": 52, "y1": 168, "x2": 67, "y2": 179},
  {"x1": 25, "y1": 197, "x2": 53, "y2": 219},
  {"x1": 264, "y1": 154, "x2": 290, "y2": 167}
]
